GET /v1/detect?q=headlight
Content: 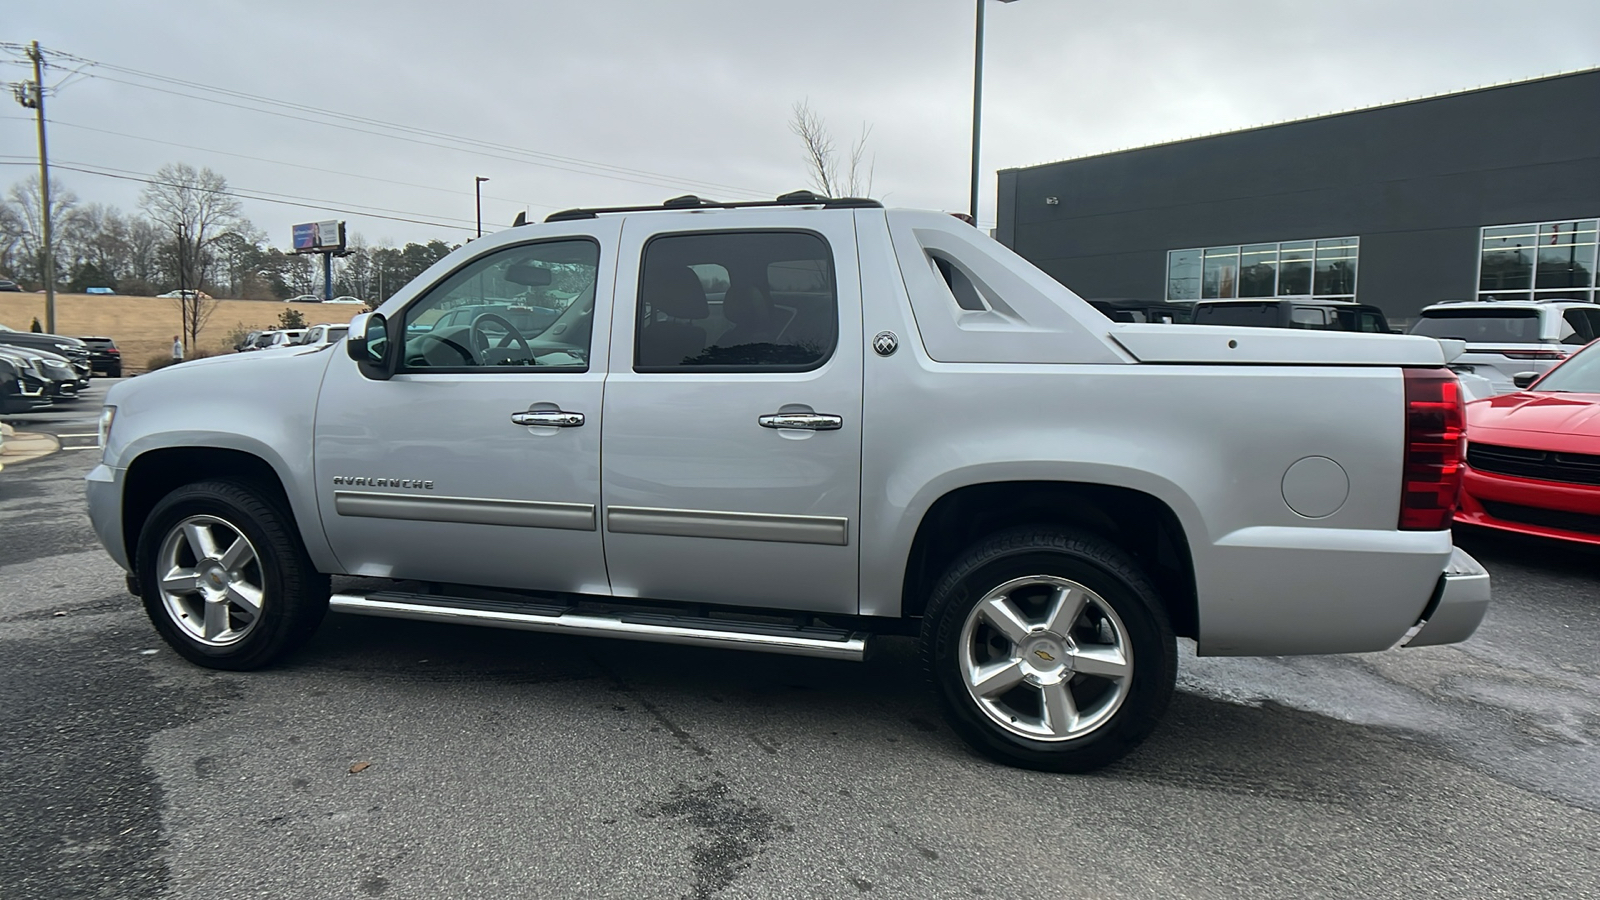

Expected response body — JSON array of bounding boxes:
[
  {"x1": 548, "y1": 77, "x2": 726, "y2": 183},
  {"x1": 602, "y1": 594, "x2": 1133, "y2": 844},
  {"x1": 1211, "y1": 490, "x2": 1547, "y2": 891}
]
[{"x1": 98, "y1": 405, "x2": 116, "y2": 452}]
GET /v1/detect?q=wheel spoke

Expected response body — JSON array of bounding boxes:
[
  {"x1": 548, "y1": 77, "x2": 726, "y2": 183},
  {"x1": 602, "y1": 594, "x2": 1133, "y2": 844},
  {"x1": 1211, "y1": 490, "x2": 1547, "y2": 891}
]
[
  {"x1": 160, "y1": 567, "x2": 201, "y2": 594},
  {"x1": 1042, "y1": 585, "x2": 1088, "y2": 634},
  {"x1": 968, "y1": 659, "x2": 1026, "y2": 698},
  {"x1": 1040, "y1": 682, "x2": 1079, "y2": 737},
  {"x1": 225, "y1": 582, "x2": 263, "y2": 618},
  {"x1": 978, "y1": 596, "x2": 1033, "y2": 644},
  {"x1": 217, "y1": 533, "x2": 255, "y2": 572},
  {"x1": 181, "y1": 522, "x2": 218, "y2": 561},
  {"x1": 1072, "y1": 644, "x2": 1130, "y2": 680},
  {"x1": 202, "y1": 598, "x2": 229, "y2": 641}
]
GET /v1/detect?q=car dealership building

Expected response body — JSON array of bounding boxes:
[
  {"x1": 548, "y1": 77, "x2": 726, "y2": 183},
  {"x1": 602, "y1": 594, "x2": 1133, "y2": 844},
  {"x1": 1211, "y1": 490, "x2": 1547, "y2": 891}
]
[{"x1": 994, "y1": 68, "x2": 1600, "y2": 326}]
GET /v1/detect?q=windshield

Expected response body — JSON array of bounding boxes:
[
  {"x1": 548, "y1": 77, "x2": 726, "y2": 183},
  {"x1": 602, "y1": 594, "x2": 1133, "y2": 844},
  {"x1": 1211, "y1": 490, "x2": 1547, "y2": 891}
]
[
  {"x1": 1411, "y1": 310, "x2": 1541, "y2": 342},
  {"x1": 1530, "y1": 341, "x2": 1600, "y2": 392}
]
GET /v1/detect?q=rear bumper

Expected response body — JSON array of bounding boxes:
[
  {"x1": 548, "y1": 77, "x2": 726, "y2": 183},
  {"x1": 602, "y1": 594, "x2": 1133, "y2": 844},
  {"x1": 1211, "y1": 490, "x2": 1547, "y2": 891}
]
[
  {"x1": 1401, "y1": 547, "x2": 1491, "y2": 647},
  {"x1": 1456, "y1": 467, "x2": 1600, "y2": 546}
]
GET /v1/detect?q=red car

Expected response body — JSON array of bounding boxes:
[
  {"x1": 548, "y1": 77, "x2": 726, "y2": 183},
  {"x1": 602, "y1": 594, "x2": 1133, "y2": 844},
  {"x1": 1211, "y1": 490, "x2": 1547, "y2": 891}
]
[{"x1": 1458, "y1": 340, "x2": 1600, "y2": 545}]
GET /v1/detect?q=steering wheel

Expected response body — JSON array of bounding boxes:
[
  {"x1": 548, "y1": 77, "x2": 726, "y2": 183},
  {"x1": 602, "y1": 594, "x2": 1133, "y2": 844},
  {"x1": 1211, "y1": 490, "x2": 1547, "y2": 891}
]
[
  {"x1": 408, "y1": 332, "x2": 475, "y2": 366},
  {"x1": 470, "y1": 313, "x2": 536, "y2": 365}
]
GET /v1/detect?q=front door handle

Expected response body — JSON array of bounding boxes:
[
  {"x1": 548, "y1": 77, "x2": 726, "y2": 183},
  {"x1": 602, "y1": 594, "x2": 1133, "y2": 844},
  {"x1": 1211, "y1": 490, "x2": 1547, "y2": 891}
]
[
  {"x1": 759, "y1": 412, "x2": 842, "y2": 431},
  {"x1": 512, "y1": 409, "x2": 585, "y2": 427}
]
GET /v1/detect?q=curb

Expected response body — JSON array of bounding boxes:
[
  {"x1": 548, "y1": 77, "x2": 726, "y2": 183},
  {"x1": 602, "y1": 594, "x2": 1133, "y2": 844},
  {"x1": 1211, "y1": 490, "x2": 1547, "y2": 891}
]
[{"x1": 0, "y1": 424, "x2": 61, "y2": 467}]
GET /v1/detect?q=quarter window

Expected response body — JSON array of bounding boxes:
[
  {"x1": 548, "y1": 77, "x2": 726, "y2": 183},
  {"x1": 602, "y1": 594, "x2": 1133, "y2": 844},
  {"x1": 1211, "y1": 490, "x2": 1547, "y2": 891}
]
[
  {"x1": 399, "y1": 240, "x2": 599, "y2": 371},
  {"x1": 635, "y1": 231, "x2": 837, "y2": 371},
  {"x1": 1167, "y1": 237, "x2": 1358, "y2": 302}
]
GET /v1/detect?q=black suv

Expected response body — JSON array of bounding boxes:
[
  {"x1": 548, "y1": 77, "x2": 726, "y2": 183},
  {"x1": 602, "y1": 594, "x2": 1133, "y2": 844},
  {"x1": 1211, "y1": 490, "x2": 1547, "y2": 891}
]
[
  {"x1": 80, "y1": 336, "x2": 123, "y2": 378},
  {"x1": 1191, "y1": 299, "x2": 1392, "y2": 333},
  {"x1": 0, "y1": 324, "x2": 91, "y2": 385}
]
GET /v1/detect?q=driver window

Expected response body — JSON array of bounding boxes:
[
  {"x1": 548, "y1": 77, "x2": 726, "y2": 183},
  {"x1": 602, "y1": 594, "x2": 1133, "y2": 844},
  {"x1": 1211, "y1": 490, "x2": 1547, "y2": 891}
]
[{"x1": 400, "y1": 239, "x2": 599, "y2": 371}]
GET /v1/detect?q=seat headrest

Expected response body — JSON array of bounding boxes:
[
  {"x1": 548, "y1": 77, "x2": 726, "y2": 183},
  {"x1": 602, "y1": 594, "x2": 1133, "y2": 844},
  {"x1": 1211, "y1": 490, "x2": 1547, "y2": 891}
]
[
  {"x1": 644, "y1": 265, "x2": 709, "y2": 319},
  {"x1": 723, "y1": 283, "x2": 772, "y2": 324}
]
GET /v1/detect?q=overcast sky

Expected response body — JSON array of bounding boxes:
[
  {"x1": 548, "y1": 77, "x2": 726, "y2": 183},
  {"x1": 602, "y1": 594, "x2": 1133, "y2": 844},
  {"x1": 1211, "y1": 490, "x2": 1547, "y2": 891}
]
[{"x1": 4, "y1": 0, "x2": 1598, "y2": 248}]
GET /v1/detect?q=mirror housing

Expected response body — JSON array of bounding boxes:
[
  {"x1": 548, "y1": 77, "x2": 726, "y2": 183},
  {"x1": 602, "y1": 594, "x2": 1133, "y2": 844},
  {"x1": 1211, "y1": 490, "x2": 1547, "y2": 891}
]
[
  {"x1": 1512, "y1": 371, "x2": 1539, "y2": 390},
  {"x1": 346, "y1": 312, "x2": 397, "y2": 381}
]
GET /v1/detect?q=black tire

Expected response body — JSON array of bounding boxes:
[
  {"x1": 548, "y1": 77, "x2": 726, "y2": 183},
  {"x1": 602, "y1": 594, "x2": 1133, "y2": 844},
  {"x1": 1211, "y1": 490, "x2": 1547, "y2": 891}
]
[
  {"x1": 920, "y1": 528, "x2": 1176, "y2": 772},
  {"x1": 135, "y1": 479, "x2": 329, "y2": 671},
  {"x1": 107, "y1": 365, "x2": 121, "y2": 378}
]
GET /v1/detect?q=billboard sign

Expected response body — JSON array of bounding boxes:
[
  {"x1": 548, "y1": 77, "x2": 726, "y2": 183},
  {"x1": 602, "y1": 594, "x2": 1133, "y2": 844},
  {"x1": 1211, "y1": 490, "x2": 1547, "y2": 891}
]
[{"x1": 291, "y1": 220, "x2": 346, "y2": 252}]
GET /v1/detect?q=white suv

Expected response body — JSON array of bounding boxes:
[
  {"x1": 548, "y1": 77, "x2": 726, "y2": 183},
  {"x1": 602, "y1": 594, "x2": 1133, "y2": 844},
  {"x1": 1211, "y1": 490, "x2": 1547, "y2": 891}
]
[{"x1": 1410, "y1": 299, "x2": 1600, "y2": 393}]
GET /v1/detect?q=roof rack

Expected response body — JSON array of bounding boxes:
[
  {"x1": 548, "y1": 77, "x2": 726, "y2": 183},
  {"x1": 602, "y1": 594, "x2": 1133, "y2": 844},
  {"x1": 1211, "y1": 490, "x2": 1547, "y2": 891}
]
[{"x1": 535, "y1": 190, "x2": 882, "y2": 224}]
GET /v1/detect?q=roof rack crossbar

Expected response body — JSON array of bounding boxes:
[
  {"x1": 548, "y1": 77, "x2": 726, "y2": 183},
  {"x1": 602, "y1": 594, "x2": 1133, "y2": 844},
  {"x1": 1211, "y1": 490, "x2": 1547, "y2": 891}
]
[{"x1": 541, "y1": 191, "x2": 882, "y2": 223}]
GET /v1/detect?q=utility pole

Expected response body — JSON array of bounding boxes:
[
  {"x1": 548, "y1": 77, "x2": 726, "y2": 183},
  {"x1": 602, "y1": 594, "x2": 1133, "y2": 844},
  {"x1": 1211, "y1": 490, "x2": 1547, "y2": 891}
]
[{"x1": 13, "y1": 42, "x2": 55, "y2": 333}]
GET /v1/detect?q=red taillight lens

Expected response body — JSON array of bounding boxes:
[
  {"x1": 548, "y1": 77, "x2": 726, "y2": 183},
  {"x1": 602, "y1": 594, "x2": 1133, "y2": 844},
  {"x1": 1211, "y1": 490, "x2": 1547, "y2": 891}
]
[
  {"x1": 1399, "y1": 368, "x2": 1465, "y2": 530},
  {"x1": 1501, "y1": 348, "x2": 1566, "y2": 360},
  {"x1": 106, "y1": 348, "x2": 119, "y2": 354}
]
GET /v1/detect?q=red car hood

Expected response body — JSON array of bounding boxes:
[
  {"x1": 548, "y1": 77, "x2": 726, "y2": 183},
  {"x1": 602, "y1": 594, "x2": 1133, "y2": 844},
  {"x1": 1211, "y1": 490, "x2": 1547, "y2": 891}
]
[{"x1": 1468, "y1": 392, "x2": 1600, "y2": 451}]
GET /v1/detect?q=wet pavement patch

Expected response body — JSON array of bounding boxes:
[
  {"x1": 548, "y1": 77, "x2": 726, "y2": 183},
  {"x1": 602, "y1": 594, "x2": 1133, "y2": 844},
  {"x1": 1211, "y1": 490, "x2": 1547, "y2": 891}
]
[
  {"x1": 0, "y1": 630, "x2": 218, "y2": 900},
  {"x1": 644, "y1": 778, "x2": 779, "y2": 900}
]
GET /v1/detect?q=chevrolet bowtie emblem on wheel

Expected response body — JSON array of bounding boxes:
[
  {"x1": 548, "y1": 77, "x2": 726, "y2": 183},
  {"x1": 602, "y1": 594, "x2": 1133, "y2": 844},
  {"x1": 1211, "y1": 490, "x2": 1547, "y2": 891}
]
[
  {"x1": 1033, "y1": 649, "x2": 1056, "y2": 662},
  {"x1": 872, "y1": 331, "x2": 898, "y2": 356}
]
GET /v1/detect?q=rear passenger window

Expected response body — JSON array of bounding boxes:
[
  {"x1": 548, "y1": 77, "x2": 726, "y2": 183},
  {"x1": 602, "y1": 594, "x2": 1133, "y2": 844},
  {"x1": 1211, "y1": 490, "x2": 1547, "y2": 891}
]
[
  {"x1": 1290, "y1": 307, "x2": 1328, "y2": 328},
  {"x1": 635, "y1": 231, "x2": 837, "y2": 371}
]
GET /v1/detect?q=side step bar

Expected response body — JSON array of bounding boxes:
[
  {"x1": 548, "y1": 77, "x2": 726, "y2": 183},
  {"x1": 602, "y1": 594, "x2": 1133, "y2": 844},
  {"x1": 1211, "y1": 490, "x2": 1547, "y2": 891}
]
[{"x1": 328, "y1": 591, "x2": 871, "y2": 662}]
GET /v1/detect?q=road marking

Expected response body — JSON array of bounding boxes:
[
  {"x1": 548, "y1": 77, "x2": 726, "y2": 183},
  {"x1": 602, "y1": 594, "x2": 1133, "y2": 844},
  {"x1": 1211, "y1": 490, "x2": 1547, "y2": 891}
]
[{"x1": 57, "y1": 433, "x2": 100, "y2": 439}]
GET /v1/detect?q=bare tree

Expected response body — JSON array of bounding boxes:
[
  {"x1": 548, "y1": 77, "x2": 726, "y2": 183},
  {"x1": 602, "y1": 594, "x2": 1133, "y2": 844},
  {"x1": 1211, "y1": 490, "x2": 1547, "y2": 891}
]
[
  {"x1": 4, "y1": 175, "x2": 78, "y2": 286},
  {"x1": 138, "y1": 163, "x2": 243, "y2": 350},
  {"x1": 789, "y1": 100, "x2": 874, "y2": 198}
]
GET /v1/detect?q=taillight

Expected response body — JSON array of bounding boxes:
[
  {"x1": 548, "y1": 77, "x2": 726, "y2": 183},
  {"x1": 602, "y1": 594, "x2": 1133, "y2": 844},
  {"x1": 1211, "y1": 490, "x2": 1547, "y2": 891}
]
[
  {"x1": 106, "y1": 348, "x2": 119, "y2": 355},
  {"x1": 1399, "y1": 368, "x2": 1465, "y2": 530},
  {"x1": 1501, "y1": 348, "x2": 1566, "y2": 360}
]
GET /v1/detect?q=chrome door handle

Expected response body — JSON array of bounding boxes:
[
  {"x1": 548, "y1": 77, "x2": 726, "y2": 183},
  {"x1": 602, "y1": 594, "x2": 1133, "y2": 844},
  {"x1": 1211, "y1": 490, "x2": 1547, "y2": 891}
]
[
  {"x1": 758, "y1": 413, "x2": 843, "y2": 431},
  {"x1": 511, "y1": 410, "x2": 585, "y2": 427}
]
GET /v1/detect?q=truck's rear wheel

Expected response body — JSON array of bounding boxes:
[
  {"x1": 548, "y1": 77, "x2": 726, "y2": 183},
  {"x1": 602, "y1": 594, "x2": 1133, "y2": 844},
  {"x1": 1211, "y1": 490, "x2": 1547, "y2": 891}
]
[
  {"x1": 921, "y1": 528, "x2": 1176, "y2": 772},
  {"x1": 135, "y1": 479, "x2": 329, "y2": 670}
]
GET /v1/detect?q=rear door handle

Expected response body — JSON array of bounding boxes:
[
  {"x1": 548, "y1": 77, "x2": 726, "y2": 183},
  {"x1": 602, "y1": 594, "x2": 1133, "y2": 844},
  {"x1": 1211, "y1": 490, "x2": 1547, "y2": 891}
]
[
  {"x1": 758, "y1": 413, "x2": 842, "y2": 431},
  {"x1": 511, "y1": 409, "x2": 585, "y2": 427}
]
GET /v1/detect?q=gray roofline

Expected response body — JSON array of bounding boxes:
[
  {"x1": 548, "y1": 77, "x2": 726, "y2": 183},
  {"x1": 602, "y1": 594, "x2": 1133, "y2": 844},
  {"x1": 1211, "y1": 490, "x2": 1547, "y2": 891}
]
[{"x1": 1000, "y1": 65, "x2": 1600, "y2": 174}]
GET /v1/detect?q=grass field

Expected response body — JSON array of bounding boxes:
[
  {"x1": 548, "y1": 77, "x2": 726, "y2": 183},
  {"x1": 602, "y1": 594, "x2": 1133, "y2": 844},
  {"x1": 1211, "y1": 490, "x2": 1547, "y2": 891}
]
[{"x1": 0, "y1": 293, "x2": 361, "y2": 372}]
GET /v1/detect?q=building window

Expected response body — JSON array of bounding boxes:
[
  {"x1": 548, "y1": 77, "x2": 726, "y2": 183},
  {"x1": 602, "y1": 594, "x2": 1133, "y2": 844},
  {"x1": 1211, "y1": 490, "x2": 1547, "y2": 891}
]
[
  {"x1": 1166, "y1": 237, "x2": 1359, "y2": 302},
  {"x1": 1478, "y1": 219, "x2": 1597, "y2": 303}
]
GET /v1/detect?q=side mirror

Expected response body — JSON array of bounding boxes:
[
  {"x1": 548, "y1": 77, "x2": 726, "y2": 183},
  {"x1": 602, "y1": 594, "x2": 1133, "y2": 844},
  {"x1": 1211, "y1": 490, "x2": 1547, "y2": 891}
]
[
  {"x1": 1512, "y1": 371, "x2": 1539, "y2": 390},
  {"x1": 346, "y1": 312, "x2": 397, "y2": 381}
]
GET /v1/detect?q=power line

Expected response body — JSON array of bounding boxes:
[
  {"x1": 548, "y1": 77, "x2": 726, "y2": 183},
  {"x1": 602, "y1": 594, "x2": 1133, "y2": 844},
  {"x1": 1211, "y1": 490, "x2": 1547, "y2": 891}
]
[
  {"x1": 0, "y1": 157, "x2": 478, "y2": 232},
  {"x1": 43, "y1": 46, "x2": 778, "y2": 199},
  {"x1": 0, "y1": 115, "x2": 552, "y2": 210}
]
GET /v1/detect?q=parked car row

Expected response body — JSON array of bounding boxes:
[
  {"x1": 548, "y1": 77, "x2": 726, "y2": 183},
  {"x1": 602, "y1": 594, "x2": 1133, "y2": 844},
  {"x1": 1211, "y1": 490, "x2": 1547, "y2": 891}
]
[{"x1": 235, "y1": 324, "x2": 350, "y2": 353}]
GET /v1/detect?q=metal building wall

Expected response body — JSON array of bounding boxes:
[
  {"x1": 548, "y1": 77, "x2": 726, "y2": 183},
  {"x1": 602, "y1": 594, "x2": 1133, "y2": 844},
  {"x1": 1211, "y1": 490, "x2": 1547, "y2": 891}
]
[{"x1": 997, "y1": 69, "x2": 1600, "y2": 321}]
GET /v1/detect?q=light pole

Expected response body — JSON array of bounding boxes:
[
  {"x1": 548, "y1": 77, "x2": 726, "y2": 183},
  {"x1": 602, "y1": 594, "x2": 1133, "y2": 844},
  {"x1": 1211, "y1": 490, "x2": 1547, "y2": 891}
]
[
  {"x1": 971, "y1": 0, "x2": 1019, "y2": 226},
  {"x1": 475, "y1": 176, "x2": 490, "y2": 238}
]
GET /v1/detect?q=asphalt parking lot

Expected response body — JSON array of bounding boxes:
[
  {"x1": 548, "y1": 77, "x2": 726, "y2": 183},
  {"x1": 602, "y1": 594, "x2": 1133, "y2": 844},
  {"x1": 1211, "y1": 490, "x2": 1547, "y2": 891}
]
[{"x1": 2, "y1": 382, "x2": 1598, "y2": 899}]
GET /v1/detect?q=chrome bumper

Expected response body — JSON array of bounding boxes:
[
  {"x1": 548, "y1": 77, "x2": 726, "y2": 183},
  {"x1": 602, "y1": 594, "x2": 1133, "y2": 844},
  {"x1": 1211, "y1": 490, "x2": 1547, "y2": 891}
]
[{"x1": 1401, "y1": 547, "x2": 1491, "y2": 648}]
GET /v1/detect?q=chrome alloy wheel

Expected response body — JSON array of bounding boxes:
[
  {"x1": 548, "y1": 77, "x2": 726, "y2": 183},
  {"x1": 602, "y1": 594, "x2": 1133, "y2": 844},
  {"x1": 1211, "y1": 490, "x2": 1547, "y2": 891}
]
[
  {"x1": 155, "y1": 514, "x2": 266, "y2": 647},
  {"x1": 958, "y1": 575, "x2": 1133, "y2": 742}
]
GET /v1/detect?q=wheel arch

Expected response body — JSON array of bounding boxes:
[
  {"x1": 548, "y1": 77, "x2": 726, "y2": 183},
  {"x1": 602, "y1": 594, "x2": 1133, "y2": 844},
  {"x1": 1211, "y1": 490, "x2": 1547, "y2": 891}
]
[
  {"x1": 121, "y1": 444, "x2": 331, "y2": 574},
  {"x1": 900, "y1": 481, "x2": 1199, "y2": 639}
]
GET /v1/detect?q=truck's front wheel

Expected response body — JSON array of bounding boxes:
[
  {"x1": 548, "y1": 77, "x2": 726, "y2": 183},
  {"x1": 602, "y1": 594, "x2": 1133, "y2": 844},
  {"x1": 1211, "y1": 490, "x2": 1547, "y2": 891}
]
[
  {"x1": 135, "y1": 479, "x2": 329, "y2": 670},
  {"x1": 921, "y1": 528, "x2": 1176, "y2": 772}
]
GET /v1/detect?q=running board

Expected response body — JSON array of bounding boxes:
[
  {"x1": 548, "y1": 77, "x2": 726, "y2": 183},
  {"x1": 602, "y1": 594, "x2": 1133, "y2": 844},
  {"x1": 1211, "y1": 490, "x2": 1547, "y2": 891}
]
[{"x1": 328, "y1": 591, "x2": 870, "y2": 662}]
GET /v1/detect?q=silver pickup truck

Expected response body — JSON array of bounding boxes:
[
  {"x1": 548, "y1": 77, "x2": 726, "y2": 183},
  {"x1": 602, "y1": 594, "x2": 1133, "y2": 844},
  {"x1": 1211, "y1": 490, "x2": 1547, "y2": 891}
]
[{"x1": 87, "y1": 193, "x2": 1490, "y2": 771}]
